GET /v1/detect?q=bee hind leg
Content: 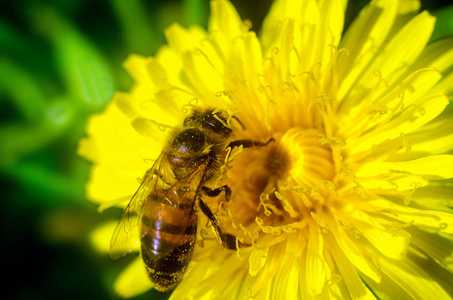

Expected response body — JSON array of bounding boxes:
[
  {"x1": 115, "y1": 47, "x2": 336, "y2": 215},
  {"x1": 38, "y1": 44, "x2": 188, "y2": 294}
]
[
  {"x1": 198, "y1": 198, "x2": 248, "y2": 250},
  {"x1": 201, "y1": 185, "x2": 231, "y2": 202}
]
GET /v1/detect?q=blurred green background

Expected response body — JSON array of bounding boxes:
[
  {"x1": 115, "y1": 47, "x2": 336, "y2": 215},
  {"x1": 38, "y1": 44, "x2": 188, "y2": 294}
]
[{"x1": 1, "y1": 0, "x2": 452, "y2": 299}]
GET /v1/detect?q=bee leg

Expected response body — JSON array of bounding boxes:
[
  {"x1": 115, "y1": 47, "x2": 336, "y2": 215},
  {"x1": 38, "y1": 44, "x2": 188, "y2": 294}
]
[
  {"x1": 201, "y1": 185, "x2": 232, "y2": 202},
  {"x1": 226, "y1": 137, "x2": 275, "y2": 150},
  {"x1": 198, "y1": 198, "x2": 244, "y2": 250},
  {"x1": 230, "y1": 115, "x2": 245, "y2": 130}
]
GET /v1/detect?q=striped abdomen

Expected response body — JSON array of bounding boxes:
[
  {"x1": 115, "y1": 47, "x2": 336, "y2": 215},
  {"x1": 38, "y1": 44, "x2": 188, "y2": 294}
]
[{"x1": 140, "y1": 196, "x2": 197, "y2": 292}]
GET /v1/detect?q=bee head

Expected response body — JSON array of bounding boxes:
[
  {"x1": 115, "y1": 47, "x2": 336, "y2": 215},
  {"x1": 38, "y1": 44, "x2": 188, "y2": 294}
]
[{"x1": 183, "y1": 109, "x2": 233, "y2": 137}]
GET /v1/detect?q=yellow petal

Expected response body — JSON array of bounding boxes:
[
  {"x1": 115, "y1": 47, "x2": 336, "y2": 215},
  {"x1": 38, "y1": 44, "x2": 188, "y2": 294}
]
[
  {"x1": 326, "y1": 235, "x2": 378, "y2": 300},
  {"x1": 338, "y1": 68, "x2": 442, "y2": 138},
  {"x1": 358, "y1": 175, "x2": 429, "y2": 193},
  {"x1": 387, "y1": 0, "x2": 421, "y2": 39},
  {"x1": 182, "y1": 50, "x2": 225, "y2": 100},
  {"x1": 338, "y1": 0, "x2": 399, "y2": 101},
  {"x1": 327, "y1": 213, "x2": 382, "y2": 283},
  {"x1": 409, "y1": 38, "x2": 453, "y2": 76},
  {"x1": 342, "y1": 10, "x2": 435, "y2": 105},
  {"x1": 349, "y1": 210, "x2": 410, "y2": 260},
  {"x1": 90, "y1": 221, "x2": 117, "y2": 253},
  {"x1": 164, "y1": 23, "x2": 207, "y2": 54},
  {"x1": 144, "y1": 58, "x2": 168, "y2": 89},
  {"x1": 432, "y1": 71, "x2": 453, "y2": 101},
  {"x1": 235, "y1": 270, "x2": 262, "y2": 300},
  {"x1": 362, "y1": 269, "x2": 419, "y2": 300},
  {"x1": 326, "y1": 280, "x2": 347, "y2": 300},
  {"x1": 123, "y1": 54, "x2": 153, "y2": 86},
  {"x1": 249, "y1": 247, "x2": 269, "y2": 276},
  {"x1": 403, "y1": 37, "x2": 453, "y2": 101},
  {"x1": 172, "y1": 254, "x2": 241, "y2": 299},
  {"x1": 261, "y1": 0, "x2": 320, "y2": 54},
  {"x1": 114, "y1": 257, "x2": 153, "y2": 298},
  {"x1": 243, "y1": 32, "x2": 264, "y2": 90},
  {"x1": 361, "y1": 198, "x2": 453, "y2": 234},
  {"x1": 370, "y1": 68, "x2": 441, "y2": 113},
  {"x1": 380, "y1": 256, "x2": 451, "y2": 299},
  {"x1": 277, "y1": 19, "x2": 301, "y2": 80},
  {"x1": 396, "y1": 0, "x2": 420, "y2": 15},
  {"x1": 248, "y1": 242, "x2": 290, "y2": 299},
  {"x1": 270, "y1": 258, "x2": 300, "y2": 300},
  {"x1": 405, "y1": 108, "x2": 453, "y2": 154},
  {"x1": 85, "y1": 165, "x2": 141, "y2": 204},
  {"x1": 411, "y1": 184, "x2": 453, "y2": 209},
  {"x1": 319, "y1": 0, "x2": 346, "y2": 45},
  {"x1": 155, "y1": 45, "x2": 183, "y2": 84},
  {"x1": 77, "y1": 137, "x2": 98, "y2": 163},
  {"x1": 113, "y1": 92, "x2": 139, "y2": 119},
  {"x1": 306, "y1": 223, "x2": 328, "y2": 296},
  {"x1": 109, "y1": 213, "x2": 140, "y2": 259},
  {"x1": 209, "y1": 0, "x2": 244, "y2": 41},
  {"x1": 356, "y1": 155, "x2": 453, "y2": 180},
  {"x1": 114, "y1": 91, "x2": 182, "y2": 131},
  {"x1": 347, "y1": 93, "x2": 448, "y2": 155},
  {"x1": 371, "y1": 10, "x2": 435, "y2": 86},
  {"x1": 410, "y1": 227, "x2": 453, "y2": 273},
  {"x1": 169, "y1": 260, "x2": 213, "y2": 299},
  {"x1": 315, "y1": 0, "x2": 347, "y2": 64},
  {"x1": 78, "y1": 100, "x2": 155, "y2": 203}
]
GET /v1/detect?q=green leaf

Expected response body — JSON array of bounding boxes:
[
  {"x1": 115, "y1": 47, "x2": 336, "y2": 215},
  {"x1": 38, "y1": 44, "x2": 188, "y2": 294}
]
[
  {"x1": 7, "y1": 159, "x2": 86, "y2": 203},
  {"x1": 31, "y1": 8, "x2": 114, "y2": 112},
  {"x1": 184, "y1": 0, "x2": 209, "y2": 26},
  {"x1": 0, "y1": 97, "x2": 75, "y2": 167},
  {"x1": 110, "y1": 0, "x2": 158, "y2": 55},
  {"x1": 0, "y1": 59, "x2": 46, "y2": 121},
  {"x1": 430, "y1": 5, "x2": 453, "y2": 42},
  {"x1": 76, "y1": 55, "x2": 114, "y2": 111}
]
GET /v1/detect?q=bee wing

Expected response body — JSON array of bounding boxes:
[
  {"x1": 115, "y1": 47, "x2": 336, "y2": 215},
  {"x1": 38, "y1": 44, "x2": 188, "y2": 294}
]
[{"x1": 109, "y1": 153, "x2": 167, "y2": 260}]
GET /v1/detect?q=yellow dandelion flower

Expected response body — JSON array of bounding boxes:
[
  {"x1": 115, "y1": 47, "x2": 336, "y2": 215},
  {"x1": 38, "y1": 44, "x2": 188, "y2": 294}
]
[{"x1": 79, "y1": 0, "x2": 453, "y2": 299}]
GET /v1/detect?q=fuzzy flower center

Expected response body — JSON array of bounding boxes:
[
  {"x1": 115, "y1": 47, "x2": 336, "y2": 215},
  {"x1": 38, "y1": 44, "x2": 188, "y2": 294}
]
[{"x1": 223, "y1": 125, "x2": 337, "y2": 245}]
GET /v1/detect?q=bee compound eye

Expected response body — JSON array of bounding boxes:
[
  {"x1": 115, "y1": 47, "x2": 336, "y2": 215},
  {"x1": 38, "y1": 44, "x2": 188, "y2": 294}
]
[{"x1": 172, "y1": 128, "x2": 205, "y2": 155}]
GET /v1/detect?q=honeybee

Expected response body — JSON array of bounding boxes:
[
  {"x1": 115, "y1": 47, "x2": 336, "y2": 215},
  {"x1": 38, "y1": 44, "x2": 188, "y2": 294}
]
[{"x1": 110, "y1": 108, "x2": 273, "y2": 292}]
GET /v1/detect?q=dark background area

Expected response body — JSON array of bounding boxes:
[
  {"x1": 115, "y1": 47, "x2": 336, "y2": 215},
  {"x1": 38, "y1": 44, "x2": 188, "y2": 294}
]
[{"x1": 1, "y1": 0, "x2": 452, "y2": 299}]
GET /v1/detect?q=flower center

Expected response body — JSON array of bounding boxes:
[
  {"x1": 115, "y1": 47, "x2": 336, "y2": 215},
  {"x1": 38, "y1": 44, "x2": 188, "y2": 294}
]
[
  {"x1": 224, "y1": 128, "x2": 336, "y2": 244},
  {"x1": 279, "y1": 128, "x2": 335, "y2": 186}
]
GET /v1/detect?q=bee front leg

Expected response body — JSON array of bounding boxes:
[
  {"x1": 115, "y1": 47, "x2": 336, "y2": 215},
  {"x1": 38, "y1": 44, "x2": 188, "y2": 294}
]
[
  {"x1": 226, "y1": 137, "x2": 275, "y2": 150},
  {"x1": 198, "y1": 198, "x2": 244, "y2": 250}
]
